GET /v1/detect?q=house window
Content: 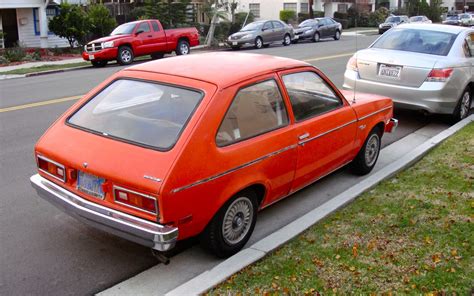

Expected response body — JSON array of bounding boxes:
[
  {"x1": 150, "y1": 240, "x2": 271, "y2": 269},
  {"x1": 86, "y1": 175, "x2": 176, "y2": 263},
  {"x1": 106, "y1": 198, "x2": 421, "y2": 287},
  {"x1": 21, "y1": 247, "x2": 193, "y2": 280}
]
[
  {"x1": 337, "y1": 4, "x2": 348, "y2": 13},
  {"x1": 300, "y1": 3, "x2": 309, "y2": 13},
  {"x1": 283, "y1": 3, "x2": 297, "y2": 11},
  {"x1": 249, "y1": 3, "x2": 260, "y2": 18},
  {"x1": 33, "y1": 6, "x2": 59, "y2": 36}
]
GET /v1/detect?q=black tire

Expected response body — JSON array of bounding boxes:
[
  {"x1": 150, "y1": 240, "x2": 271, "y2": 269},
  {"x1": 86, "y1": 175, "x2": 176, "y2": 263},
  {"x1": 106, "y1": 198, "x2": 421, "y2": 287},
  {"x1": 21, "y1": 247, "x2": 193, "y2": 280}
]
[
  {"x1": 176, "y1": 39, "x2": 190, "y2": 55},
  {"x1": 452, "y1": 87, "x2": 472, "y2": 123},
  {"x1": 200, "y1": 190, "x2": 258, "y2": 258},
  {"x1": 334, "y1": 30, "x2": 341, "y2": 40},
  {"x1": 91, "y1": 60, "x2": 108, "y2": 68},
  {"x1": 117, "y1": 46, "x2": 134, "y2": 65},
  {"x1": 283, "y1": 34, "x2": 291, "y2": 46},
  {"x1": 312, "y1": 32, "x2": 320, "y2": 42},
  {"x1": 351, "y1": 127, "x2": 382, "y2": 175},
  {"x1": 254, "y1": 37, "x2": 263, "y2": 49},
  {"x1": 151, "y1": 52, "x2": 165, "y2": 60}
]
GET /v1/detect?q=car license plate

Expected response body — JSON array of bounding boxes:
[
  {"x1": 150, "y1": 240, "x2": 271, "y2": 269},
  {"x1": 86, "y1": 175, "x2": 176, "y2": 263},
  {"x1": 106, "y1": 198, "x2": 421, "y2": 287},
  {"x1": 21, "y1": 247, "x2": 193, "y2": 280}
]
[
  {"x1": 232, "y1": 42, "x2": 238, "y2": 46},
  {"x1": 89, "y1": 55, "x2": 95, "y2": 60},
  {"x1": 77, "y1": 171, "x2": 105, "y2": 199},
  {"x1": 378, "y1": 64, "x2": 401, "y2": 79}
]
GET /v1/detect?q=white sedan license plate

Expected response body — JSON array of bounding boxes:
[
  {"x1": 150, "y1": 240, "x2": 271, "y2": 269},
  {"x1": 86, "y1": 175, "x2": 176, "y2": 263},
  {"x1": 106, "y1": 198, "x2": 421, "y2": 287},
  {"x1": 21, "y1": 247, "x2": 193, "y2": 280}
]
[
  {"x1": 77, "y1": 171, "x2": 105, "y2": 199},
  {"x1": 89, "y1": 55, "x2": 95, "y2": 60},
  {"x1": 232, "y1": 42, "x2": 238, "y2": 46},
  {"x1": 378, "y1": 64, "x2": 401, "y2": 79}
]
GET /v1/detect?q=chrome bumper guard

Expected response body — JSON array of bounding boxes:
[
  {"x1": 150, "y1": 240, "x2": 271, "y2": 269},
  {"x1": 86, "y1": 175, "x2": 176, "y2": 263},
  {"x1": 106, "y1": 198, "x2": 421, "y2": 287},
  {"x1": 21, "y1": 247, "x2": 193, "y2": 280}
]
[
  {"x1": 386, "y1": 118, "x2": 398, "y2": 133},
  {"x1": 30, "y1": 174, "x2": 178, "y2": 251}
]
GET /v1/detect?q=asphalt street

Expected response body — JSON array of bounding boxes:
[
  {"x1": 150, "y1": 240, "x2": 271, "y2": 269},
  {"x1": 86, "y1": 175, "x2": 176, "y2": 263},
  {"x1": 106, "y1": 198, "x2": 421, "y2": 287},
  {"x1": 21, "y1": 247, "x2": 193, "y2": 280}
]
[{"x1": 0, "y1": 34, "x2": 450, "y2": 295}]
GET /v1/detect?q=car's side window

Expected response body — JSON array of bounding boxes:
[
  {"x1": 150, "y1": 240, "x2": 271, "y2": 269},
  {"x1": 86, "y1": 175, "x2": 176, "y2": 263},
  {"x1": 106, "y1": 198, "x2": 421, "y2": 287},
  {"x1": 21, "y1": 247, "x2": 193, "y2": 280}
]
[
  {"x1": 273, "y1": 21, "x2": 283, "y2": 29},
  {"x1": 263, "y1": 22, "x2": 273, "y2": 30},
  {"x1": 282, "y1": 71, "x2": 342, "y2": 121},
  {"x1": 137, "y1": 22, "x2": 151, "y2": 33},
  {"x1": 216, "y1": 80, "x2": 289, "y2": 146},
  {"x1": 151, "y1": 21, "x2": 160, "y2": 32}
]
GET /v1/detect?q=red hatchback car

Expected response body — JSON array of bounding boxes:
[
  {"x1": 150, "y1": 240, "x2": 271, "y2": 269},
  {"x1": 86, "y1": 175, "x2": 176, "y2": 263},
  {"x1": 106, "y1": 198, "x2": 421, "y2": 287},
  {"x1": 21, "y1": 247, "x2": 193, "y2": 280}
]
[{"x1": 31, "y1": 53, "x2": 397, "y2": 258}]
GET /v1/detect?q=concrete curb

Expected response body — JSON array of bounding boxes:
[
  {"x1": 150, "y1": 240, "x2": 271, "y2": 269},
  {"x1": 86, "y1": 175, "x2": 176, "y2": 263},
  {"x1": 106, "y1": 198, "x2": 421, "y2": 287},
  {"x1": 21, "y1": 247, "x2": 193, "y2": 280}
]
[
  {"x1": 0, "y1": 65, "x2": 91, "y2": 80},
  {"x1": 166, "y1": 114, "x2": 474, "y2": 296}
]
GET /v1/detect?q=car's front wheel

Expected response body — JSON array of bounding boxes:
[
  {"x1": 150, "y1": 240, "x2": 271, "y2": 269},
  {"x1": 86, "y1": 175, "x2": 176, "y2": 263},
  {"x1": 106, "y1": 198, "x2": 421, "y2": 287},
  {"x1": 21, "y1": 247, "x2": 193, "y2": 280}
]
[
  {"x1": 254, "y1": 37, "x2": 263, "y2": 49},
  {"x1": 117, "y1": 46, "x2": 134, "y2": 65},
  {"x1": 283, "y1": 34, "x2": 291, "y2": 46},
  {"x1": 201, "y1": 190, "x2": 258, "y2": 258},
  {"x1": 452, "y1": 87, "x2": 472, "y2": 122},
  {"x1": 351, "y1": 127, "x2": 381, "y2": 175},
  {"x1": 334, "y1": 30, "x2": 341, "y2": 40},
  {"x1": 176, "y1": 39, "x2": 190, "y2": 55},
  {"x1": 91, "y1": 60, "x2": 108, "y2": 67}
]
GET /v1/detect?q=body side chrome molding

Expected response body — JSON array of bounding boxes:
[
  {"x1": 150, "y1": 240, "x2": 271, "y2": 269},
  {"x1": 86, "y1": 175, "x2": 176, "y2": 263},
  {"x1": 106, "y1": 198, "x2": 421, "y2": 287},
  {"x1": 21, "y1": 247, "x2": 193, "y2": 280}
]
[
  {"x1": 298, "y1": 119, "x2": 357, "y2": 145},
  {"x1": 171, "y1": 144, "x2": 298, "y2": 193},
  {"x1": 357, "y1": 106, "x2": 392, "y2": 121}
]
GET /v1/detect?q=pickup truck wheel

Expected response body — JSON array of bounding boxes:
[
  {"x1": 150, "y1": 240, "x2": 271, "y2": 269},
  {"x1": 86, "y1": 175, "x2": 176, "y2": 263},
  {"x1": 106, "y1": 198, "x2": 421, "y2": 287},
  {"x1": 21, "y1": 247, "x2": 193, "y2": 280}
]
[
  {"x1": 176, "y1": 40, "x2": 190, "y2": 55},
  {"x1": 91, "y1": 60, "x2": 108, "y2": 67},
  {"x1": 151, "y1": 52, "x2": 165, "y2": 60},
  {"x1": 201, "y1": 190, "x2": 257, "y2": 258},
  {"x1": 452, "y1": 88, "x2": 472, "y2": 123},
  {"x1": 117, "y1": 46, "x2": 134, "y2": 65},
  {"x1": 351, "y1": 127, "x2": 381, "y2": 175}
]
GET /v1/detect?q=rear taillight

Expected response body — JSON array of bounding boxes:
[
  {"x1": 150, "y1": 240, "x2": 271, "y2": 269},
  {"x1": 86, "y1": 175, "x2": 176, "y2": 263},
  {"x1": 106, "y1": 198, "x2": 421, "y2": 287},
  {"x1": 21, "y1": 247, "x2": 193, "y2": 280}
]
[
  {"x1": 347, "y1": 56, "x2": 358, "y2": 71},
  {"x1": 37, "y1": 155, "x2": 66, "y2": 182},
  {"x1": 113, "y1": 186, "x2": 158, "y2": 215},
  {"x1": 426, "y1": 68, "x2": 453, "y2": 82}
]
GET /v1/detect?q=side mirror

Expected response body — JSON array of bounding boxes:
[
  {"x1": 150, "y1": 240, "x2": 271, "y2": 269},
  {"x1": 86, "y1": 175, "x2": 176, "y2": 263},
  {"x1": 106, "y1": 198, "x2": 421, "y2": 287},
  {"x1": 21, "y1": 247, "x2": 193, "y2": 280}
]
[
  {"x1": 135, "y1": 29, "x2": 144, "y2": 35},
  {"x1": 262, "y1": 28, "x2": 267, "y2": 31}
]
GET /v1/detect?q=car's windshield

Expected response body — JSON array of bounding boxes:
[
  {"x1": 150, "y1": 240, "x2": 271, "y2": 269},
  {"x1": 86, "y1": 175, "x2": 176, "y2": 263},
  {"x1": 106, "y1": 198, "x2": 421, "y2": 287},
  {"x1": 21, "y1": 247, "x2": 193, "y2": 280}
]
[
  {"x1": 410, "y1": 16, "x2": 423, "y2": 21},
  {"x1": 459, "y1": 14, "x2": 470, "y2": 19},
  {"x1": 371, "y1": 28, "x2": 457, "y2": 56},
  {"x1": 241, "y1": 22, "x2": 263, "y2": 32},
  {"x1": 68, "y1": 79, "x2": 203, "y2": 150},
  {"x1": 447, "y1": 15, "x2": 459, "y2": 20},
  {"x1": 299, "y1": 19, "x2": 316, "y2": 27},
  {"x1": 385, "y1": 16, "x2": 401, "y2": 23},
  {"x1": 110, "y1": 23, "x2": 136, "y2": 35}
]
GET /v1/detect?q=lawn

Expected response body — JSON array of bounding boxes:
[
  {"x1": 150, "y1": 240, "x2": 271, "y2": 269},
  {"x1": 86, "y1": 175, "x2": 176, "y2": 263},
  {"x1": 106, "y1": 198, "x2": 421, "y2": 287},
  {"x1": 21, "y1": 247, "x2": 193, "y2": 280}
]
[
  {"x1": 0, "y1": 62, "x2": 89, "y2": 75},
  {"x1": 209, "y1": 123, "x2": 474, "y2": 295}
]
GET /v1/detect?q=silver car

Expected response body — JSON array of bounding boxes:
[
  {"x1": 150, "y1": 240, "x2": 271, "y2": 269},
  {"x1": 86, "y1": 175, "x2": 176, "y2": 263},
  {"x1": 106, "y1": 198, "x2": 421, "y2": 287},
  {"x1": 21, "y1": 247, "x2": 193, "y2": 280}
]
[
  {"x1": 227, "y1": 20, "x2": 294, "y2": 49},
  {"x1": 344, "y1": 24, "x2": 473, "y2": 121},
  {"x1": 409, "y1": 15, "x2": 432, "y2": 24}
]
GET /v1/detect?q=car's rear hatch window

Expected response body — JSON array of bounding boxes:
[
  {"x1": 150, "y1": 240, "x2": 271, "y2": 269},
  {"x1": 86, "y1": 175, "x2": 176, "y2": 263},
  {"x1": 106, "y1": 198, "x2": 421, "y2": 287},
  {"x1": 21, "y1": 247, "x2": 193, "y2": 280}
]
[
  {"x1": 371, "y1": 28, "x2": 457, "y2": 56},
  {"x1": 68, "y1": 79, "x2": 203, "y2": 151}
]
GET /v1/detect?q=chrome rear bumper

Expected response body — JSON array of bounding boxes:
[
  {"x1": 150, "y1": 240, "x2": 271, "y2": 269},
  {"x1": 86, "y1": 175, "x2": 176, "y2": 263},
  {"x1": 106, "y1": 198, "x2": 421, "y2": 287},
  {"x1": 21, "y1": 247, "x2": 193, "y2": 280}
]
[{"x1": 30, "y1": 174, "x2": 178, "y2": 251}]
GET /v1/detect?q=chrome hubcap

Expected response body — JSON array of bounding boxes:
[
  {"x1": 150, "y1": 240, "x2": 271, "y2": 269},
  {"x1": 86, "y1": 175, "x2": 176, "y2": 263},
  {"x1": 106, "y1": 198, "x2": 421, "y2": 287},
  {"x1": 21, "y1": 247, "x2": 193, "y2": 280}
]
[
  {"x1": 256, "y1": 39, "x2": 262, "y2": 48},
  {"x1": 365, "y1": 134, "x2": 379, "y2": 167},
  {"x1": 222, "y1": 197, "x2": 253, "y2": 245},
  {"x1": 285, "y1": 35, "x2": 290, "y2": 44},
  {"x1": 336, "y1": 32, "x2": 340, "y2": 39},
  {"x1": 121, "y1": 50, "x2": 131, "y2": 62},
  {"x1": 180, "y1": 43, "x2": 189, "y2": 55},
  {"x1": 460, "y1": 92, "x2": 470, "y2": 119}
]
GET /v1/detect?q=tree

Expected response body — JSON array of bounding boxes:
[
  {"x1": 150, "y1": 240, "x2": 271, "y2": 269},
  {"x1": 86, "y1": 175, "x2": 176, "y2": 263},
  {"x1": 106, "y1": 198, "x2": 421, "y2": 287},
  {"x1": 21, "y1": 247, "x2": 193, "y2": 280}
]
[
  {"x1": 309, "y1": 0, "x2": 314, "y2": 18},
  {"x1": 49, "y1": 3, "x2": 89, "y2": 48},
  {"x1": 141, "y1": 0, "x2": 191, "y2": 28},
  {"x1": 87, "y1": 4, "x2": 117, "y2": 38}
]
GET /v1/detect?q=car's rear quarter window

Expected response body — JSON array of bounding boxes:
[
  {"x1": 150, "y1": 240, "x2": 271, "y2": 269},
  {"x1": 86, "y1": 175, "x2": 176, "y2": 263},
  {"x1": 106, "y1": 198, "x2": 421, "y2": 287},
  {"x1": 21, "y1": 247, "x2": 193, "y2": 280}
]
[{"x1": 68, "y1": 79, "x2": 202, "y2": 150}]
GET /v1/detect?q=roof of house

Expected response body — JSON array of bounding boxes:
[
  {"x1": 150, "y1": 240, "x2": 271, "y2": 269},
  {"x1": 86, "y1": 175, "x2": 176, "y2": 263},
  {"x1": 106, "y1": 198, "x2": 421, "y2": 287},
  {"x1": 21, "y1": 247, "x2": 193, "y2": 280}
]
[{"x1": 124, "y1": 52, "x2": 310, "y2": 87}]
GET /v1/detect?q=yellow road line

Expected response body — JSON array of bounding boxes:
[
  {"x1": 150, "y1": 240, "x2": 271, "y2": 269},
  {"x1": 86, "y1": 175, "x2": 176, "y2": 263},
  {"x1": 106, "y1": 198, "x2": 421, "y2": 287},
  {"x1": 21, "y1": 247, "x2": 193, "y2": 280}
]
[
  {"x1": 302, "y1": 52, "x2": 353, "y2": 63},
  {"x1": 0, "y1": 53, "x2": 355, "y2": 114},
  {"x1": 0, "y1": 95, "x2": 82, "y2": 113}
]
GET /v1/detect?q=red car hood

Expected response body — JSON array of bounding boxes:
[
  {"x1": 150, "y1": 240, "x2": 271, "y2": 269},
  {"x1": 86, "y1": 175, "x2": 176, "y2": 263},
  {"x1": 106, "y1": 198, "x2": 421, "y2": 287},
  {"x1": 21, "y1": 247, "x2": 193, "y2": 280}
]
[{"x1": 88, "y1": 35, "x2": 131, "y2": 44}]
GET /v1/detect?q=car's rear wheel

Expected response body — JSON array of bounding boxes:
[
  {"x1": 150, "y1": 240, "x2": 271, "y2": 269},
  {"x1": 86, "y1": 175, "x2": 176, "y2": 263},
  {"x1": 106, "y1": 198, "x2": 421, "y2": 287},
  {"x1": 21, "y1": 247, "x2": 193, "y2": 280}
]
[
  {"x1": 254, "y1": 37, "x2": 263, "y2": 49},
  {"x1": 117, "y1": 46, "x2": 134, "y2": 65},
  {"x1": 452, "y1": 87, "x2": 472, "y2": 122},
  {"x1": 151, "y1": 52, "x2": 164, "y2": 60},
  {"x1": 91, "y1": 60, "x2": 108, "y2": 67},
  {"x1": 200, "y1": 190, "x2": 258, "y2": 258},
  {"x1": 312, "y1": 32, "x2": 320, "y2": 42},
  {"x1": 334, "y1": 30, "x2": 341, "y2": 40},
  {"x1": 176, "y1": 39, "x2": 190, "y2": 55},
  {"x1": 283, "y1": 34, "x2": 291, "y2": 46},
  {"x1": 351, "y1": 127, "x2": 381, "y2": 175}
]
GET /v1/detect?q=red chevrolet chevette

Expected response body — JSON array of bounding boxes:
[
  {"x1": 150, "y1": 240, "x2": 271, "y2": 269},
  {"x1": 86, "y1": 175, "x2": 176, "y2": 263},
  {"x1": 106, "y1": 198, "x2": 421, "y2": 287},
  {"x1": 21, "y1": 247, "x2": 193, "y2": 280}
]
[{"x1": 31, "y1": 53, "x2": 397, "y2": 258}]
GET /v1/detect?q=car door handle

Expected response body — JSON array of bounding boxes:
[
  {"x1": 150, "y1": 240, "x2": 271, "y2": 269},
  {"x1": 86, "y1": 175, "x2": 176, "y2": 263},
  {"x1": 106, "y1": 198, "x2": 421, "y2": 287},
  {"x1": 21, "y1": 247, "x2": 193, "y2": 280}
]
[{"x1": 298, "y1": 133, "x2": 310, "y2": 140}]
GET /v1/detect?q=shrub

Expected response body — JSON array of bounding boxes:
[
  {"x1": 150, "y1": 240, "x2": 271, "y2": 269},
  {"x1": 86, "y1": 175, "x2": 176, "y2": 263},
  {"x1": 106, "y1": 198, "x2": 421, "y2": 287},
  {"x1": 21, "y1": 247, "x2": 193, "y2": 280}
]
[
  {"x1": 3, "y1": 46, "x2": 26, "y2": 62},
  {"x1": 49, "y1": 3, "x2": 90, "y2": 48},
  {"x1": 333, "y1": 11, "x2": 348, "y2": 19},
  {"x1": 87, "y1": 4, "x2": 117, "y2": 38},
  {"x1": 280, "y1": 10, "x2": 297, "y2": 23},
  {"x1": 333, "y1": 18, "x2": 349, "y2": 29}
]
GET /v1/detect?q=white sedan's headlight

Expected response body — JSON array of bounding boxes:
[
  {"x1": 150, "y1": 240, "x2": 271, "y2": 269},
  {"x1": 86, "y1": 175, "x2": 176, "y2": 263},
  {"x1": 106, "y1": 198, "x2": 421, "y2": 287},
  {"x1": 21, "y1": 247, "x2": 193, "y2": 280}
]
[
  {"x1": 102, "y1": 41, "x2": 115, "y2": 48},
  {"x1": 379, "y1": 24, "x2": 383, "y2": 28}
]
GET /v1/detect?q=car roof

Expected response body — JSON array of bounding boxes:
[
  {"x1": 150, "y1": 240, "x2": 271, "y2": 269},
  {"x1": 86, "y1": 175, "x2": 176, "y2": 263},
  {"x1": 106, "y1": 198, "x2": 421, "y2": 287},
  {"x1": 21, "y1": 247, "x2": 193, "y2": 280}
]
[
  {"x1": 125, "y1": 53, "x2": 309, "y2": 87},
  {"x1": 398, "y1": 23, "x2": 471, "y2": 34}
]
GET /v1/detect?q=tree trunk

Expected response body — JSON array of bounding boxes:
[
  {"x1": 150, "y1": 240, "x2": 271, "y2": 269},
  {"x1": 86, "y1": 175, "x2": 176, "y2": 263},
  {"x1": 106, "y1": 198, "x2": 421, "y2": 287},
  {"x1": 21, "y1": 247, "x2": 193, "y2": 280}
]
[{"x1": 309, "y1": 0, "x2": 314, "y2": 18}]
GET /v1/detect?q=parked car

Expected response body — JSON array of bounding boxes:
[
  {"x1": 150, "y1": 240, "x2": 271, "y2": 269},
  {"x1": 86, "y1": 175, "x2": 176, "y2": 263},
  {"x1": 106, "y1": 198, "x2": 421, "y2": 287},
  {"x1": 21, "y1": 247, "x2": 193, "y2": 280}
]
[
  {"x1": 459, "y1": 13, "x2": 474, "y2": 26},
  {"x1": 30, "y1": 53, "x2": 397, "y2": 258},
  {"x1": 293, "y1": 17, "x2": 342, "y2": 42},
  {"x1": 409, "y1": 15, "x2": 432, "y2": 24},
  {"x1": 82, "y1": 19, "x2": 200, "y2": 67},
  {"x1": 344, "y1": 24, "x2": 473, "y2": 122},
  {"x1": 227, "y1": 20, "x2": 294, "y2": 49},
  {"x1": 378, "y1": 15, "x2": 410, "y2": 34},
  {"x1": 442, "y1": 14, "x2": 461, "y2": 26}
]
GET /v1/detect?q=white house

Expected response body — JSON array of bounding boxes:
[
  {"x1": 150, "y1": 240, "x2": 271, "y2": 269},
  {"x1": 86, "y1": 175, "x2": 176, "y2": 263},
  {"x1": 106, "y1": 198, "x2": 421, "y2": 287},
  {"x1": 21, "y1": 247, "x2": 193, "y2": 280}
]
[{"x1": 0, "y1": 0, "x2": 85, "y2": 48}]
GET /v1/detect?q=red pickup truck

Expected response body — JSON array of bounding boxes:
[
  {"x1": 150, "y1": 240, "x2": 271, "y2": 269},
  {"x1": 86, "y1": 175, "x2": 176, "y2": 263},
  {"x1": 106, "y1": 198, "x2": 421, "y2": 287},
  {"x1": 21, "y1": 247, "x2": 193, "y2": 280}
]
[{"x1": 82, "y1": 19, "x2": 200, "y2": 67}]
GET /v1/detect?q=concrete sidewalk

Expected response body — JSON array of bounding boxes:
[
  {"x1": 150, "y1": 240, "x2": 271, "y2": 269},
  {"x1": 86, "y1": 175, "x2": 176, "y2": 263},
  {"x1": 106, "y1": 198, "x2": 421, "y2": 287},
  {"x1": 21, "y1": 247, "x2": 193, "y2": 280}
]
[{"x1": 0, "y1": 57, "x2": 84, "y2": 72}]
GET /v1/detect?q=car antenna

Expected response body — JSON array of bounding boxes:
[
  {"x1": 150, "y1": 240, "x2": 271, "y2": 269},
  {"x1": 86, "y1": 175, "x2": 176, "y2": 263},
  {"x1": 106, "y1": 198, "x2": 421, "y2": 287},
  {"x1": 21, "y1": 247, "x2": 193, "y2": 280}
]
[{"x1": 352, "y1": 18, "x2": 358, "y2": 105}]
